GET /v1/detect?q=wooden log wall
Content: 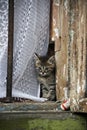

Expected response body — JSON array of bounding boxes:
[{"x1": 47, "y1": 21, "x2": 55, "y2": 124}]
[
  {"x1": 51, "y1": 0, "x2": 87, "y2": 112},
  {"x1": 51, "y1": 0, "x2": 69, "y2": 101},
  {"x1": 69, "y1": 0, "x2": 87, "y2": 112}
]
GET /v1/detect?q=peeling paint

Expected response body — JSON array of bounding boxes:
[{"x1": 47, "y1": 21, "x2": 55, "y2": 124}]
[
  {"x1": 72, "y1": 98, "x2": 77, "y2": 105},
  {"x1": 54, "y1": 28, "x2": 60, "y2": 38},
  {"x1": 79, "y1": 98, "x2": 87, "y2": 102},
  {"x1": 63, "y1": 87, "x2": 69, "y2": 99},
  {"x1": 52, "y1": 37, "x2": 55, "y2": 41},
  {"x1": 70, "y1": 11, "x2": 75, "y2": 24},
  {"x1": 53, "y1": 18, "x2": 56, "y2": 26},
  {"x1": 63, "y1": 64, "x2": 66, "y2": 77},
  {"x1": 52, "y1": 0, "x2": 87, "y2": 112},
  {"x1": 54, "y1": 0, "x2": 60, "y2": 6},
  {"x1": 77, "y1": 79, "x2": 81, "y2": 94},
  {"x1": 64, "y1": 0, "x2": 69, "y2": 15},
  {"x1": 69, "y1": 30, "x2": 75, "y2": 43},
  {"x1": 81, "y1": 15, "x2": 84, "y2": 23},
  {"x1": 82, "y1": 79, "x2": 86, "y2": 92},
  {"x1": 72, "y1": 69, "x2": 76, "y2": 82},
  {"x1": 69, "y1": 0, "x2": 87, "y2": 112},
  {"x1": 56, "y1": 79, "x2": 58, "y2": 84}
]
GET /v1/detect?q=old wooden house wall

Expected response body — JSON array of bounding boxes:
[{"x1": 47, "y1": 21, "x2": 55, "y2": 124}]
[
  {"x1": 51, "y1": 0, "x2": 70, "y2": 101},
  {"x1": 69, "y1": 0, "x2": 87, "y2": 112},
  {"x1": 51, "y1": 0, "x2": 87, "y2": 112}
]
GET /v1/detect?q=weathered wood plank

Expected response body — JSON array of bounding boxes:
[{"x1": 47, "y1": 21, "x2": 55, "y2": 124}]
[
  {"x1": 0, "y1": 102, "x2": 58, "y2": 112},
  {"x1": 0, "y1": 111, "x2": 73, "y2": 120},
  {"x1": 51, "y1": 0, "x2": 87, "y2": 112},
  {"x1": 51, "y1": 0, "x2": 69, "y2": 101},
  {"x1": 69, "y1": 0, "x2": 87, "y2": 112}
]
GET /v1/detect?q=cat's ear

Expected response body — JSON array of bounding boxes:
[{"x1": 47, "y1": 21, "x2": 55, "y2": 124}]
[
  {"x1": 47, "y1": 55, "x2": 55, "y2": 65},
  {"x1": 34, "y1": 53, "x2": 40, "y2": 63},
  {"x1": 34, "y1": 53, "x2": 40, "y2": 60}
]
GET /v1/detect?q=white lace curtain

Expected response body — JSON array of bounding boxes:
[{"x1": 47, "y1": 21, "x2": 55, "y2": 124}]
[{"x1": 0, "y1": 0, "x2": 50, "y2": 102}]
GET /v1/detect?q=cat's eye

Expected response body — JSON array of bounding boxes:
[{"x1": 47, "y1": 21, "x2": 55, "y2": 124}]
[
  {"x1": 39, "y1": 67, "x2": 41, "y2": 71},
  {"x1": 45, "y1": 68, "x2": 48, "y2": 72}
]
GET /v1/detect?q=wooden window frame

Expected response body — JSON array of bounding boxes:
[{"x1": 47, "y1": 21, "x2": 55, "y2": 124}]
[
  {"x1": 6, "y1": 0, "x2": 14, "y2": 102},
  {"x1": 1, "y1": 0, "x2": 87, "y2": 113},
  {"x1": 51, "y1": 0, "x2": 87, "y2": 113}
]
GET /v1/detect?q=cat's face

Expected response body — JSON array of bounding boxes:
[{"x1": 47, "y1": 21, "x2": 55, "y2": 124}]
[{"x1": 34, "y1": 53, "x2": 55, "y2": 77}]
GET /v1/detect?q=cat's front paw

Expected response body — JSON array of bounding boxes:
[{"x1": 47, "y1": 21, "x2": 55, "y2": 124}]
[{"x1": 46, "y1": 90, "x2": 56, "y2": 101}]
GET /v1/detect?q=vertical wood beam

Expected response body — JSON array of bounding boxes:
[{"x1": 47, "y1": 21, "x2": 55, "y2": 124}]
[
  {"x1": 50, "y1": 0, "x2": 69, "y2": 101},
  {"x1": 49, "y1": 0, "x2": 53, "y2": 41},
  {"x1": 70, "y1": 0, "x2": 87, "y2": 112}
]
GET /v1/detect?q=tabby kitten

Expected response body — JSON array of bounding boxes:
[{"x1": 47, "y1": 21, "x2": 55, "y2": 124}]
[{"x1": 34, "y1": 53, "x2": 56, "y2": 101}]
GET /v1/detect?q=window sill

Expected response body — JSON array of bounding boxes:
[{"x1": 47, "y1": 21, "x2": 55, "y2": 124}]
[{"x1": 0, "y1": 101, "x2": 58, "y2": 112}]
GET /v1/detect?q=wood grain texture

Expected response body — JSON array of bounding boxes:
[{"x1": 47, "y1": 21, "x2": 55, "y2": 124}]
[{"x1": 51, "y1": 0, "x2": 87, "y2": 112}]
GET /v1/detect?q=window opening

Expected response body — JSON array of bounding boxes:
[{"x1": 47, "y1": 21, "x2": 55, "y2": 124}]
[
  {"x1": 0, "y1": 0, "x2": 57, "y2": 104},
  {"x1": 0, "y1": 0, "x2": 87, "y2": 113}
]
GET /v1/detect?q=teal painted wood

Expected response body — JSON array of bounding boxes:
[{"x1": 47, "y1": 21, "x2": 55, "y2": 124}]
[{"x1": 0, "y1": 102, "x2": 58, "y2": 112}]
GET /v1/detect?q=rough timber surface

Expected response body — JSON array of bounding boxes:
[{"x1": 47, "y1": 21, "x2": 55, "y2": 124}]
[
  {"x1": 0, "y1": 101, "x2": 72, "y2": 120},
  {"x1": 51, "y1": 0, "x2": 87, "y2": 112},
  {"x1": 0, "y1": 101, "x2": 59, "y2": 112}
]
